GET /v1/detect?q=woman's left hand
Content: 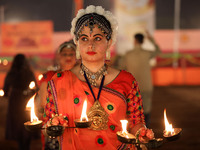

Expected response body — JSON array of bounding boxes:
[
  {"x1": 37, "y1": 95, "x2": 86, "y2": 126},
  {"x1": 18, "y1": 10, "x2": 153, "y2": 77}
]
[{"x1": 136, "y1": 127, "x2": 154, "y2": 143}]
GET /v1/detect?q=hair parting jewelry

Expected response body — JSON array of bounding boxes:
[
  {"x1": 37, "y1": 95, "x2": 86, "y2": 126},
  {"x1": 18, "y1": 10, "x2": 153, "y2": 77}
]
[
  {"x1": 71, "y1": 5, "x2": 118, "y2": 45},
  {"x1": 80, "y1": 63, "x2": 108, "y2": 86},
  {"x1": 75, "y1": 14, "x2": 111, "y2": 41}
]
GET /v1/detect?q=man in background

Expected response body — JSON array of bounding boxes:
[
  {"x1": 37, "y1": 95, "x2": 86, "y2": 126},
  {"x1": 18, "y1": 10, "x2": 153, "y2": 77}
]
[{"x1": 120, "y1": 31, "x2": 161, "y2": 127}]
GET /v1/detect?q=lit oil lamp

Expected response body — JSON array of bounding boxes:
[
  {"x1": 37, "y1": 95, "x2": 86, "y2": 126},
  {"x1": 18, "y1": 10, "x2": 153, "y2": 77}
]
[
  {"x1": 117, "y1": 120, "x2": 164, "y2": 149},
  {"x1": 23, "y1": 81, "x2": 38, "y2": 96},
  {"x1": 116, "y1": 120, "x2": 136, "y2": 144},
  {"x1": 38, "y1": 74, "x2": 43, "y2": 81},
  {"x1": 163, "y1": 109, "x2": 182, "y2": 141},
  {"x1": 3, "y1": 59, "x2": 8, "y2": 66},
  {"x1": 74, "y1": 100, "x2": 92, "y2": 128},
  {"x1": 29, "y1": 81, "x2": 39, "y2": 93},
  {"x1": 24, "y1": 94, "x2": 43, "y2": 131},
  {"x1": 0, "y1": 89, "x2": 4, "y2": 97},
  {"x1": 29, "y1": 81, "x2": 35, "y2": 89}
]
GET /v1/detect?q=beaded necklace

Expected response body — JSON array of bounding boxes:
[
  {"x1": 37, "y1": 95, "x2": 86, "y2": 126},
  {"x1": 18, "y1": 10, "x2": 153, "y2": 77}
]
[{"x1": 80, "y1": 63, "x2": 108, "y2": 87}]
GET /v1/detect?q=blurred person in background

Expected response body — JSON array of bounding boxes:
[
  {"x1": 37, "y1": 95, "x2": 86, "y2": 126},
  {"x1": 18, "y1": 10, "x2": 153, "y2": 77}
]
[
  {"x1": 38, "y1": 40, "x2": 77, "y2": 116},
  {"x1": 3, "y1": 54, "x2": 38, "y2": 150},
  {"x1": 120, "y1": 31, "x2": 161, "y2": 127},
  {"x1": 37, "y1": 40, "x2": 77, "y2": 150}
]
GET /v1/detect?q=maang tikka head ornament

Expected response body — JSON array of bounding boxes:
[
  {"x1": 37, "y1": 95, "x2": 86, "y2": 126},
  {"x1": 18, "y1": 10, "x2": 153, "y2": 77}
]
[{"x1": 71, "y1": 5, "x2": 118, "y2": 45}]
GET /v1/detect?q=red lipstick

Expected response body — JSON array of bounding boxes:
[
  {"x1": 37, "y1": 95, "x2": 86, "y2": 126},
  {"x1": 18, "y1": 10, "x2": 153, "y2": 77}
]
[{"x1": 87, "y1": 52, "x2": 96, "y2": 55}]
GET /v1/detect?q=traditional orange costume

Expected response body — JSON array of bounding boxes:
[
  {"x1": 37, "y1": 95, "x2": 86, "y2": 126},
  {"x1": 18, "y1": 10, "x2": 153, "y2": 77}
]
[{"x1": 42, "y1": 70, "x2": 145, "y2": 150}]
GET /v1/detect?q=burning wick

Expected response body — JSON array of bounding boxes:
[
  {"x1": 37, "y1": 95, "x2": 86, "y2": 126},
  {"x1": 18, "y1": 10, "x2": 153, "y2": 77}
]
[
  {"x1": 0, "y1": 89, "x2": 4, "y2": 97},
  {"x1": 29, "y1": 81, "x2": 36, "y2": 89},
  {"x1": 24, "y1": 94, "x2": 43, "y2": 132},
  {"x1": 38, "y1": 74, "x2": 43, "y2": 81},
  {"x1": 121, "y1": 120, "x2": 129, "y2": 138},
  {"x1": 116, "y1": 120, "x2": 135, "y2": 143},
  {"x1": 118, "y1": 120, "x2": 135, "y2": 139},
  {"x1": 164, "y1": 109, "x2": 175, "y2": 136},
  {"x1": 80, "y1": 100, "x2": 88, "y2": 121},
  {"x1": 74, "y1": 100, "x2": 92, "y2": 128},
  {"x1": 25, "y1": 94, "x2": 42, "y2": 125},
  {"x1": 163, "y1": 109, "x2": 182, "y2": 140}
]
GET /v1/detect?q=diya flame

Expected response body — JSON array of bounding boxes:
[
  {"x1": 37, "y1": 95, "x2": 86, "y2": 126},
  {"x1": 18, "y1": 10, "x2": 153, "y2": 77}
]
[
  {"x1": 164, "y1": 109, "x2": 174, "y2": 135},
  {"x1": 38, "y1": 74, "x2": 43, "y2": 81},
  {"x1": 80, "y1": 100, "x2": 89, "y2": 121},
  {"x1": 120, "y1": 120, "x2": 129, "y2": 138},
  {"x1": 0, "y1": 89, "x2": 4, "y2": 97},
  {"x1": 26, "y1": 94, "x2": 40, "y2": 123},
  {"x1": 29, "y1": 81, "x2": 35, "y2": 89}
]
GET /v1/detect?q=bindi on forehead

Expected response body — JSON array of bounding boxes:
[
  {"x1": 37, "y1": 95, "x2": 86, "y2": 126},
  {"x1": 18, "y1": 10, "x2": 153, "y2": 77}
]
[{"x1": 81, "y1": 25, "x2": 103, "y2": 37}]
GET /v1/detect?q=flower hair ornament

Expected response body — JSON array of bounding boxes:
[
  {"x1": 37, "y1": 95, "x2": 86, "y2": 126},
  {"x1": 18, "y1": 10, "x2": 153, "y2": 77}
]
[{"x1": 71, "y1": 5, "x2": 118, "y2": 45}]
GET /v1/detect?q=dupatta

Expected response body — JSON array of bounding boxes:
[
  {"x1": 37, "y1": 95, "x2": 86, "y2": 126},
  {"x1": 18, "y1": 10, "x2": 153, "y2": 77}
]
[{"x1": 47, "y1": 71, "x2": 128, "y2": 150}]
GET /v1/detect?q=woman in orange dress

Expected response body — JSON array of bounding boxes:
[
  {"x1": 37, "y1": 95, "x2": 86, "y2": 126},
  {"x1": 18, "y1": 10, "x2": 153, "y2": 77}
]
[
  {"x1": 38, "y1": 40, "x2": 77, "y2": 111},
  {"x1": 42, "y1": 5, "x2": 154, "y2": 150},
  {"x1": 38, "y1": 40, "x2": 77, "y2": 150}
]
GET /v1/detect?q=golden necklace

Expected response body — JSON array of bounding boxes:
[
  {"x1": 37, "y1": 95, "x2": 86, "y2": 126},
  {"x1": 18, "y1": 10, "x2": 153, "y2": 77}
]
[
  {"x1": 82, "y1": 65, "x2": 109, "y2": 130},
  {"x1": 80, "y1": 64, "x2": 108, "y2": 87}
]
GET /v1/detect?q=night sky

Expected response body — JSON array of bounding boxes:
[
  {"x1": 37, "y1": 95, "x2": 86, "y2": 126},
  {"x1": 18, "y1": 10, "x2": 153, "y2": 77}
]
[{"x1": 0, "y1": 0, "x2": 200, "y2": 31}]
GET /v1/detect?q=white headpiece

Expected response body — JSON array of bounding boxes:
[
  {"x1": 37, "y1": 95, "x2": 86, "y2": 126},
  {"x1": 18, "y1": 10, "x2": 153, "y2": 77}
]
[
  {"x1": 57, "y1": 41, "x2": 76, "y2": 53},
  {"x1": 70, "y1": 5, "x2": 118, "y2": 45}
]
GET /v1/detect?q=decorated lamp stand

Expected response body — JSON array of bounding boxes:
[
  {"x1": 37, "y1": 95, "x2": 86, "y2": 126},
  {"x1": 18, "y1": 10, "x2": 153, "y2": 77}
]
[
  {"x1": 117, "y1": 109, "x2": 182, "y2": 149},
  {"x1": 24, "y1": 89, "x2": 182, "y2": 149},
  {"x1": 25, "y1": 99, "x2": 92, "y2": 138},
  {"x1": 46, "y1": 100, "x2": 92, "y2": 138},
  {"x1": 116, "y1": 120, "x2": 163, "y2": 150}
]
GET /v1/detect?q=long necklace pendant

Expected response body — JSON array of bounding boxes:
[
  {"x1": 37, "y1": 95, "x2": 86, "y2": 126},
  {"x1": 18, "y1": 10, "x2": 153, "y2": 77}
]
[{"x1": 87, "y1": 100, "x2": 109, "y2": 130}]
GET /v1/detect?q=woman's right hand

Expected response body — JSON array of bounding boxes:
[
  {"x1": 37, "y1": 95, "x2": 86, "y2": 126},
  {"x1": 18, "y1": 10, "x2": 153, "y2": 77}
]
[{"x1": 136, "y1": 127, "x2": 154, "y2": 143}]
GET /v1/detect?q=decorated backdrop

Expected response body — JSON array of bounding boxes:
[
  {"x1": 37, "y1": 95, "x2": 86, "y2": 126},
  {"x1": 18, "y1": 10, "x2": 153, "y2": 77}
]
[
  {"x1": 1, "y1": 21, "x2": 53, "y2": 54},
  {"x1": 114, "y1": 0, "x2": 155, "y2": 55}
]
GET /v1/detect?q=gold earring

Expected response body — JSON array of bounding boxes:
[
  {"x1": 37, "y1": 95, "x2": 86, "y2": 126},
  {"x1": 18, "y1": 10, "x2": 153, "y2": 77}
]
[
  {"x1": 106, "y1": 49, "x2": 110, "y2": 61},
  {"x1": 76, "y1": 50, "x2": 80, "y2": 59}
]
